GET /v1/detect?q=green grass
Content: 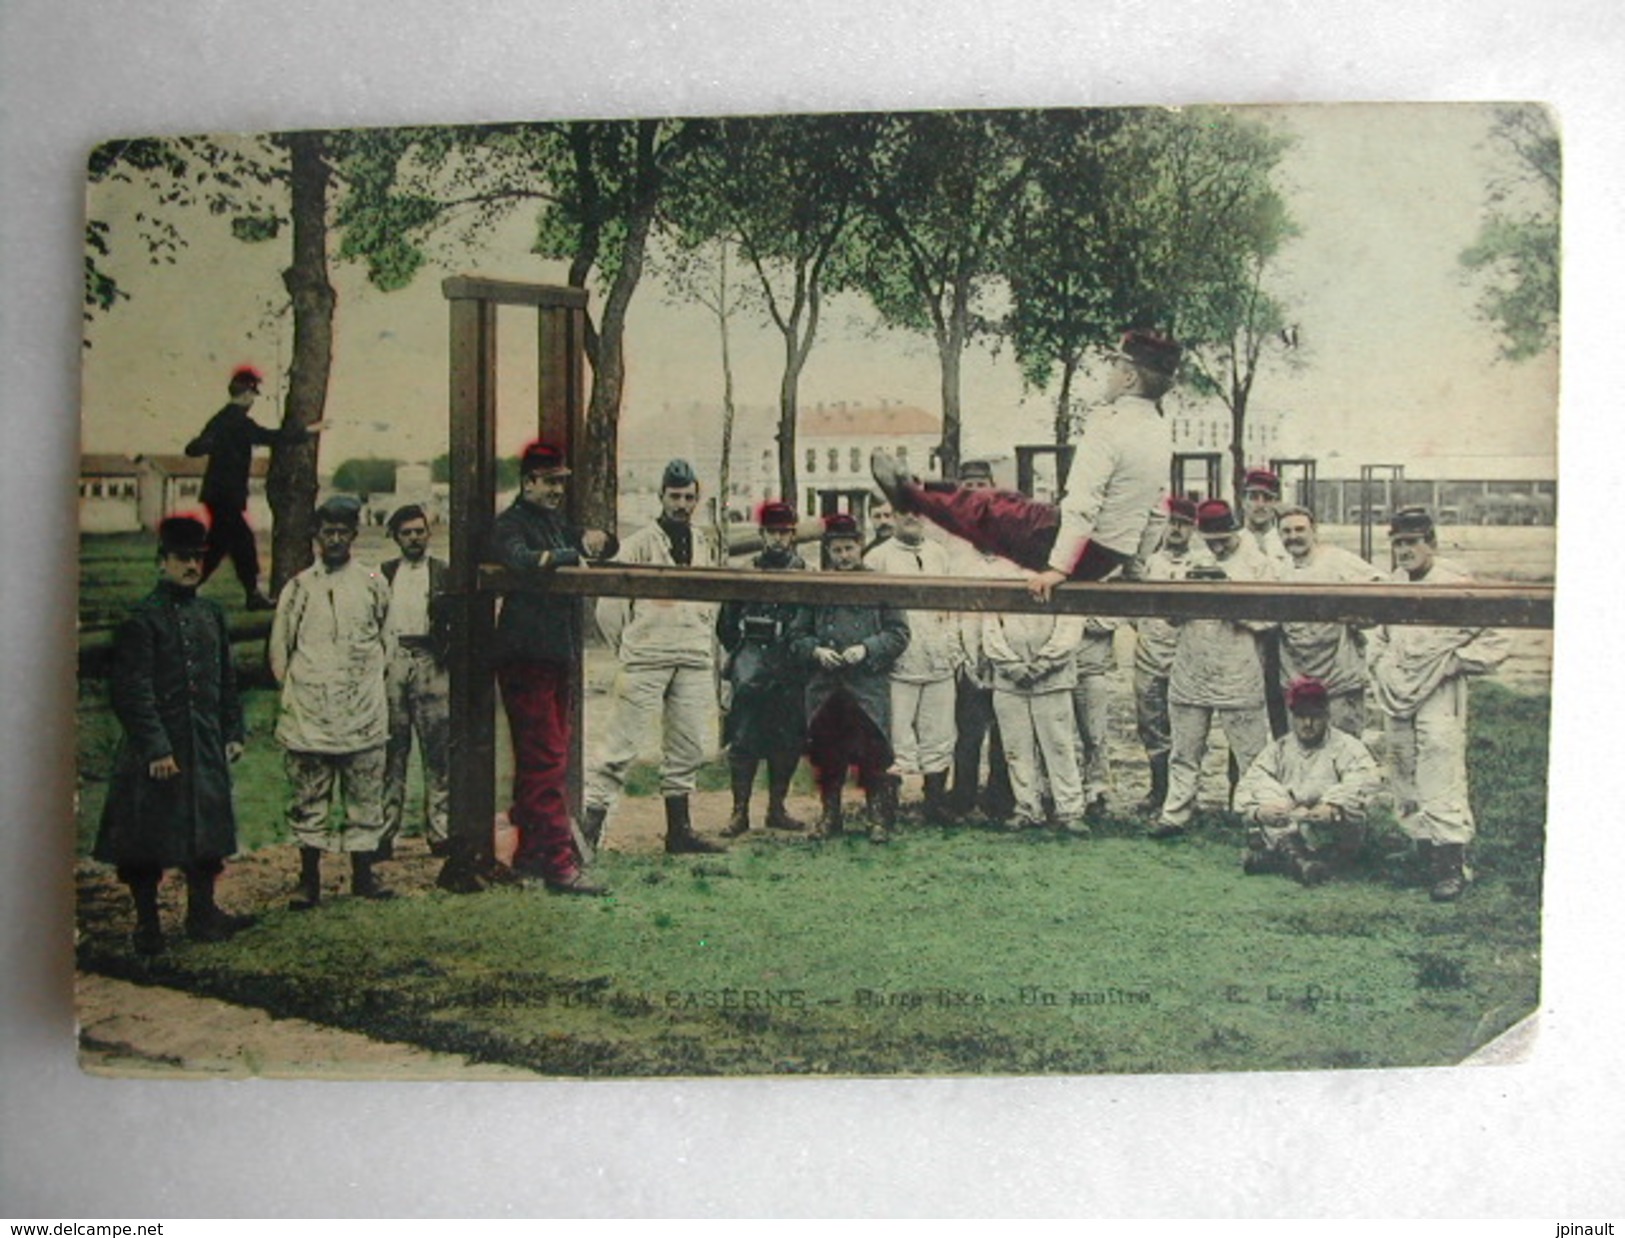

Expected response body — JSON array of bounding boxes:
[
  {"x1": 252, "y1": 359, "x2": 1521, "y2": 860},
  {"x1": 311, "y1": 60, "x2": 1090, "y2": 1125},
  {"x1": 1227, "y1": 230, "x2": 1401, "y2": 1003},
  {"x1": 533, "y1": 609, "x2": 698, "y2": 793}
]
[{"x1": 76, "y1": 816, "x2": 1540, "y2": 1076}]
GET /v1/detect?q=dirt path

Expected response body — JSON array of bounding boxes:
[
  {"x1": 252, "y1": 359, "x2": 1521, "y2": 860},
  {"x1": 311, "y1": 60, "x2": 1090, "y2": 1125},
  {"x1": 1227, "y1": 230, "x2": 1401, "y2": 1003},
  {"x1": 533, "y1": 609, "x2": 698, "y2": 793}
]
[{"x1": 74, "y1": 789, "x2": 821, "y2": 1079}]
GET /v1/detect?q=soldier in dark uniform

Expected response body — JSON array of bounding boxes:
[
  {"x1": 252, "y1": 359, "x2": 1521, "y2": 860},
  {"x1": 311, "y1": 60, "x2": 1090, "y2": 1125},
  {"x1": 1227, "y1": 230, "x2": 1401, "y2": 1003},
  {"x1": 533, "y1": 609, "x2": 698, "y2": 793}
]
[
  {"x1": 489, "y1": 442, "x2": 618, "y2": 895},
  {"x1": 94, "y1": 515, "x2": 254, "y2": 955},
  {"x1": 183, "y1": 366, "x2": 327, "y2": 610},
  {"x1": 717, "y1": 501, "x2": 810, "y2": 837},
  {"x1": 789, "y1": 514, "x2": 910, "y2": 842}
]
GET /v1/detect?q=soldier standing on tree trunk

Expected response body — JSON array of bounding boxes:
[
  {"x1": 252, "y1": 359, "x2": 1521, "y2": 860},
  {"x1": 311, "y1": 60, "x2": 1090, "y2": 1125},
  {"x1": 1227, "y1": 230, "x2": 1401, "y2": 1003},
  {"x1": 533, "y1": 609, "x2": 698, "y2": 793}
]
[{"x1": 184, "y1": 366, "x2": 327, "y2": 611}]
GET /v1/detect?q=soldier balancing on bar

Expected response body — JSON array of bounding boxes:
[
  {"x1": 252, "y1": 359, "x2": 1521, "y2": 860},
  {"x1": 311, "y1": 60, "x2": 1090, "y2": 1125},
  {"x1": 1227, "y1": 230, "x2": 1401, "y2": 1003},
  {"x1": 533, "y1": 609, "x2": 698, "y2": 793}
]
[{"x1": 870, "y1": 327, "x2": 1178, "y2": 603}]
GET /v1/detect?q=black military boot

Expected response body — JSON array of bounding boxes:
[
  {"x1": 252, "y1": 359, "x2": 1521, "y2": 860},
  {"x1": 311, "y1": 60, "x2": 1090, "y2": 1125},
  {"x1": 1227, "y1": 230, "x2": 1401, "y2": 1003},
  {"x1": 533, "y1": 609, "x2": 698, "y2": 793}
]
[
  {"x1": 922, "y1": 770, "x2": 953, "y2": 825},
  {"x1": 722, "y1": 753, "x2": 757, "y2": 838},
  {"x1": 289, "y1": 846, "x2": 323, "y2": 911},
  {"x1": 1137, "y1": 753, "x2": 1170, "y2": 817},
  {"x1": 351, "y1": 849, "x2": 396, "y2": 900},
  {"x1": 1430, "y1": 843, "x2": 1469, "y2": 902},
  {"x1": 866, "y1": 776, "x2": 899, "y2": 844},
  {"x1": 664, "y1": 795, "x2": 724, "y2": 854},
  {"x1": 812, "y1": 785, "x2": 844, "y2": 839},
  {"x1": 128, "y1": 874, "x2": 164, "y2": 957},
  {"x1": 184, "y1": 865, "x2": 256, "y2": 942},
  {"x1": 764, "y1": 752, "x2": 806, "y2": 832},
  {"x1": 581, "y1": 804, "x2": 609, "y2": 852}
]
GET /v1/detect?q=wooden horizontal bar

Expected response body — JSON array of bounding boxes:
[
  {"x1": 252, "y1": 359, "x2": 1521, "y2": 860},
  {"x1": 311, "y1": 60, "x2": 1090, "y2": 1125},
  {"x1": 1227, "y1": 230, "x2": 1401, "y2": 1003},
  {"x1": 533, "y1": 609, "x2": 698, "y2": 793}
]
[
  {"x1": 442, "y1": 276, "x2": 589, "y2": 310},
  {"x1": 476, "y1": 564, "x2": 1555, "y2": 630}
]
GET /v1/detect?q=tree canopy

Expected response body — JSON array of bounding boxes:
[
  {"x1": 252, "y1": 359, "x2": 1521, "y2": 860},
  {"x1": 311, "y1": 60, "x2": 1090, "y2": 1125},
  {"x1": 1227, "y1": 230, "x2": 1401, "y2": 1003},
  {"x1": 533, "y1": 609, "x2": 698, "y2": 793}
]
[{"x1": 1459, "y1": 105, "x2": 1560, "y2": 363}]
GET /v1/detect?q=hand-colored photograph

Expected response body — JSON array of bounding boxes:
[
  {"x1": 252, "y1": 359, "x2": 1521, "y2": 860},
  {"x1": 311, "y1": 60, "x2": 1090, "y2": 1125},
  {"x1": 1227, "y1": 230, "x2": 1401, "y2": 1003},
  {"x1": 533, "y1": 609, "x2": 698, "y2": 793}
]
[{"x1": 75, "y1": 103, "x2": 1557, "y2": 1078}]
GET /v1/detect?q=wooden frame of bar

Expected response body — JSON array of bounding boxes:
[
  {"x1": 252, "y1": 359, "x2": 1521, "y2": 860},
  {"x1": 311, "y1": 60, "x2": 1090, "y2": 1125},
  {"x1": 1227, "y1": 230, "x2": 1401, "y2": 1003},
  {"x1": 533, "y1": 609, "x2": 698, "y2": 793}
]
[{"x1": 439, "y1": 277, "x2": 589, "y2": 892}]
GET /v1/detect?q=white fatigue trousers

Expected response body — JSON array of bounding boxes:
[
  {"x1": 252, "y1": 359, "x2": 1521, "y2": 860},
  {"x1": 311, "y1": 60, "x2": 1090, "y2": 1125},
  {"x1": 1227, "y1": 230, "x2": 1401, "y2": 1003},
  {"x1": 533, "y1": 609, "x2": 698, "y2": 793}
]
[
  {"x1": 993, "y1": 689, "x2": 1086, "y2": 824},
  {"x1": 1133, "y1": 668, "x2": 1172, "y2": 760},
  {"x1": 1071, "y1": 674, "x2": 1113, "y2": 800},
  {"x1": 382, "y1": 645, "x2": 451, "y2": 846},
  {"x1": 285, "y1": 746, "x2": 388, "y2": 852},
  {"x1": 1160, "y1": 703, "x2": 1271, "y2": 828},
  {"x1": 889, "y1": 676, "x2": 956, "y2": 776},
  {"x1": 1387, "y1": 677, "x2": 1475, "y2": 846},
  {"x1": 586, "y1": 663, "x2": 715, "y2": 809}
]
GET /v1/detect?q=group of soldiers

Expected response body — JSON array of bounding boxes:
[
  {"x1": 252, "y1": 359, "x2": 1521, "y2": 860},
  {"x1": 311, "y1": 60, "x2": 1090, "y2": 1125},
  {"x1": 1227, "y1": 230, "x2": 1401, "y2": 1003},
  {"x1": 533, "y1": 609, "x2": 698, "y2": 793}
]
[{"x1": 93, "y1": 342, "x2": 1511, "y2": 954}]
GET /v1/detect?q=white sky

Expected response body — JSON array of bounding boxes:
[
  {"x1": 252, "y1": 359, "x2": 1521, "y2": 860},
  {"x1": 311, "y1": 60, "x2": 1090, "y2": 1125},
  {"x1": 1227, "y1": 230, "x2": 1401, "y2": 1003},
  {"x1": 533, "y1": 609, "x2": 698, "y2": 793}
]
[{"x1": 81, "y1": 102, "x2": 1558, "y2": 480}]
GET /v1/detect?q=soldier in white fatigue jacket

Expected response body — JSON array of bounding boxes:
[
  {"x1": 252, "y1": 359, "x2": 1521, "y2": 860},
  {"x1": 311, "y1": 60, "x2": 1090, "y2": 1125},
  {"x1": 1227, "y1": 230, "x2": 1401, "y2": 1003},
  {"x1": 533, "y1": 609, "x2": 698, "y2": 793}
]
[{"x1": 1367, "y1": 507, "x2": 1509, "y2": 901}]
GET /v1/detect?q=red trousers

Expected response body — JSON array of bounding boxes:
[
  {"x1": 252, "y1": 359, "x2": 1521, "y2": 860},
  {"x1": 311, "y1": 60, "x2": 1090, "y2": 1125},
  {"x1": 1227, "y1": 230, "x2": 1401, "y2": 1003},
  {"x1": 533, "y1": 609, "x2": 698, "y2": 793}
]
[
  {"x1": 806, "y1": 691, "x2": 894, "y2": 796},
  {"x1": 904, "y1": 485, "x2": 1127, "y2": 580},
  {"x1": 496, "y1": 660, "x2": 580, "y2": 881}
]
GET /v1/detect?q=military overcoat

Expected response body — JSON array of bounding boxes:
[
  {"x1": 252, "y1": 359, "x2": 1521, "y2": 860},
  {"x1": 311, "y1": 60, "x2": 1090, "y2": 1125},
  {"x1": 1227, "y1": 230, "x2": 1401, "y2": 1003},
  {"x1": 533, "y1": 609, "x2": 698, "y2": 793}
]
[{"x1": 94, "y1": 583, "x2": 243, "y2": 868}]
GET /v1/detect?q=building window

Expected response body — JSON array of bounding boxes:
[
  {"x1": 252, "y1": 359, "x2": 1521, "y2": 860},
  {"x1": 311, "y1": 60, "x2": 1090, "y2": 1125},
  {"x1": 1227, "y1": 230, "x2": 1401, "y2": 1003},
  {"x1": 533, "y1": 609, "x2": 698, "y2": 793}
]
[
  {"x1": 806, "y1": 448, "x2": 816, "y2": 475},
  {"x1": 827, "y1": 448, "x2": 839, "y2": 474},
  {"x1": 896, "y1": 446, "x2": 909, "y2": 466},
  {"x1": 850, "y1": 446, "x2": 862, "y2": 474}
]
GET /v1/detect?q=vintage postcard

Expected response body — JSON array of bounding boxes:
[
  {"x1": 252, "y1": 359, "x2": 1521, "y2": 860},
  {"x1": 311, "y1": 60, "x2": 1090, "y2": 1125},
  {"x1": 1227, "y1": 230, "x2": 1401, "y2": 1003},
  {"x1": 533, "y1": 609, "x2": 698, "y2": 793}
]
[{"x1": 75, "y1": 103, "x2": 1556, "y2": 1079}]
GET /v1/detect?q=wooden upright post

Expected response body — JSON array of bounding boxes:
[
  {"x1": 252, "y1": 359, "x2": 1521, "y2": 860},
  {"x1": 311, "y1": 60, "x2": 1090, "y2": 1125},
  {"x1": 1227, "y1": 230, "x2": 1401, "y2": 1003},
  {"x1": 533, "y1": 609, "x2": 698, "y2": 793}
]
[
  {"x1": 538, "y1": 301, "x2": 590, "y2": 823},
  {"x1": 439, "y1": 289, "x2": 500, "y2": 891}
]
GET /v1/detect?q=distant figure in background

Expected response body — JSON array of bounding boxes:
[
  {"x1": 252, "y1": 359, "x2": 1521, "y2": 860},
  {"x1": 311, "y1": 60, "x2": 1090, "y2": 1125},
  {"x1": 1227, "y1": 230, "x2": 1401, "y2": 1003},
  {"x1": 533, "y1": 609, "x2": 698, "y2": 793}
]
[
  {"x1": 871, "y1": 328, "x2": 1177, "y2": 602},
  {"x1": 865, "y1": 507, "x2": 962, "y2": 824},
  {"x1": 489, "y1": 442, "x2": 617, "y2": 895},
  {"x1": 791, "y1": 514, "x2": 910, "y2": 843},
  {"x1": 1129, "y1": 497, "x2": 1211, "y2": 818},
  {"x1": 1235, "y1": 676, "x2": 1382, "y2": 886},
  {"x1": 378, "y1": 503, "x2": 451, "y2": 860},
  {"x1": 1240, "y1": 468, "x2": 1291, "y2": 568},
  {"x1": 1275, "y1": 505, "x2": 1385, "y2": 737},
  {"x1": 184, "y1": 366, "x2": 327, "y2": 610},
  {"x1": 864, "y1": 496, "x2": 896, "y2": 554},
  {"x1": 94, "y1": 515, "x2": 253, "y2": 956},
  {"x1": 587, "y1": 459, "x2": 726, "y2": 856},
  {"x1": 1368, "y1": 507, "x2": 1510, "y2": 901},
  {"x1": 717, "y1": 502, "x2": 810, "y2": 837},
  {"x1": 269, "y1": 495, "x2": 394, "y2": 909}
]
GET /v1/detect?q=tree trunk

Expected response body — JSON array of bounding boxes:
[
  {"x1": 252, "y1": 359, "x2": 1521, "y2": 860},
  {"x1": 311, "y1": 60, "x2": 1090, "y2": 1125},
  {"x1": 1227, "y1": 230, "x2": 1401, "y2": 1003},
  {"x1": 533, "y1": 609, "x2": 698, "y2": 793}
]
[
  {"x1": 776, "y1": 337, "x2": 803, "y2": 506},
  {"x1": 1053, "y1": 350, "x2": 1081, "y2": 447},
  {"x1": 936, "y1": 319, "x2": 963, "y2": 481},
  {"x1": 267, "y1": 132, "x2": 336, "y2": 593},
  {"x1": 1228, "y1": 385, "x2": 1249, "y2": 509},
  {"x1": 714, "y1": 247, "x2": 737, "y2": 548}
]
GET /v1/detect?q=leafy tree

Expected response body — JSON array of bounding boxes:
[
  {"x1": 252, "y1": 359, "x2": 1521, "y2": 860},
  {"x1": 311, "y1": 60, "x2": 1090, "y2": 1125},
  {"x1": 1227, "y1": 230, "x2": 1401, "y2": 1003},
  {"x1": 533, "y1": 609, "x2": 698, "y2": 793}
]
[
  {"x1": 1104, "y1": 111, "x2": 1298, "y2": 503},
  {"x1": 431, "y1": 451, "x2": 519, "y2": 491},
  {"x1": 331, "y1": 457, "x2": 401, "y2": 495},
  {"x1": 1459, "y1": 105, "x2": 1560, "y2": 362},
  {"x1": 999, "y1": 110, "x2": 1129, "y2": 444},
  {"x1": 85, "y1": 131, "x2": 341, "y2": 588},
  {"x1": 339, "y1": 120, "x2": 714, "y2": 532},
  {"x1": 844, "y1": 112, "x2": 1036, "y2": 478},
  {"x1": 664, "y1": 113, "x2": 876, "y2": 503}
]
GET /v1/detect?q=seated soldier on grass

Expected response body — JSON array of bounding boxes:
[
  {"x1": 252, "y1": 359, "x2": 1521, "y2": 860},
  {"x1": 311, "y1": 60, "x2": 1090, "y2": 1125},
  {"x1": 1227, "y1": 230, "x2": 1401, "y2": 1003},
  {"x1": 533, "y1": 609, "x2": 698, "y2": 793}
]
[{"x1": 1233, "y1": 676, "x2": 1382, "y2": 886}]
